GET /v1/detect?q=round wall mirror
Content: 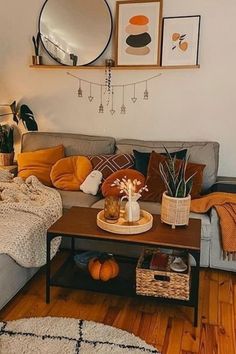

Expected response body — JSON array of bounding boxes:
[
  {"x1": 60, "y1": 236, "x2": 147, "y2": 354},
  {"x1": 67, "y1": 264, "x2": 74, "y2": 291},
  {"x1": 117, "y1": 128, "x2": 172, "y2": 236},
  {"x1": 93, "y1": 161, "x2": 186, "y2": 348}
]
[{"x1": 39, "y1": 0, "x2": 113, "y2": 66}]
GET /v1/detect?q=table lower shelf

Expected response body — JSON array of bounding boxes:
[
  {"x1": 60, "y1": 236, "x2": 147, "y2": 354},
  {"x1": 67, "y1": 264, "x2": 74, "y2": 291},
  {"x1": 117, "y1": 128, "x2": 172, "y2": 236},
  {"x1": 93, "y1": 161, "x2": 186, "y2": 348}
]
[{"x1": 50, "y1": 254, "x2": 197, "y2": 307}]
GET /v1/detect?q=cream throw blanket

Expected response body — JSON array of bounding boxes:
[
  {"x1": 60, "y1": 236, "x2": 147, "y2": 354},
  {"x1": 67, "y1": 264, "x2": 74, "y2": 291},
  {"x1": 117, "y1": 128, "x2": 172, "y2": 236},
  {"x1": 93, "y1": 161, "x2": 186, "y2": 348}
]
[{"x1": 0, "y1": 170, "x2": 62, "y2": 268}]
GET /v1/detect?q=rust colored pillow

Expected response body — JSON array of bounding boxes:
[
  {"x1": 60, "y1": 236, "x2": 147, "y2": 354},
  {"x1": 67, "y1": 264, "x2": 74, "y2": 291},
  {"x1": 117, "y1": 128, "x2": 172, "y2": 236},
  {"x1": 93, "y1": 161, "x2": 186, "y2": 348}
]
[
  {"x1": 88, "y1": 154, "x2": 134, "y2": 180},
  {"x1": 17, "y1": 145, "x2": 64, "y2": 186},
  {"x1": 50, "y1": 156, "x2": 92, "y2": 191},
  {"x1": 102, "y1": 169, "x2": 145, "y2": 197},
  {"x1": 141, "y1": 151, "x2": 205, "y2": 202}
]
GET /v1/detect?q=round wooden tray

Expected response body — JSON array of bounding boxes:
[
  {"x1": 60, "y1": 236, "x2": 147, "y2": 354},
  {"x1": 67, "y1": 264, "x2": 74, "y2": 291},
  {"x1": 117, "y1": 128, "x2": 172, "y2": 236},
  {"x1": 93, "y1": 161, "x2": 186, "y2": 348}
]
[{"x1": 97, "y1": 210, "x2": 153, "y2": 235}]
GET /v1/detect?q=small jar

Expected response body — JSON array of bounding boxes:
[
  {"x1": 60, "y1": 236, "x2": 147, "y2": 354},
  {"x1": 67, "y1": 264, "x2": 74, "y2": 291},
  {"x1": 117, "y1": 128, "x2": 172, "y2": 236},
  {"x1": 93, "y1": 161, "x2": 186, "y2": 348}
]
[{"x1": 104, "y1": 196, "x2": 120, "y2": 223}]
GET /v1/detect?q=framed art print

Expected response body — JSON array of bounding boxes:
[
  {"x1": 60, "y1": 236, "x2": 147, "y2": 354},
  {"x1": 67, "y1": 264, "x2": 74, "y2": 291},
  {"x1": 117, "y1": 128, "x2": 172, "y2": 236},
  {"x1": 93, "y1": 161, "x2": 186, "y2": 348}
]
[
  {"x1": 161, "y1": 15, "x2": 201, "y2": 66},
  {"x1": 116, "y1": 0, "x2": 163, "y2": 66}
]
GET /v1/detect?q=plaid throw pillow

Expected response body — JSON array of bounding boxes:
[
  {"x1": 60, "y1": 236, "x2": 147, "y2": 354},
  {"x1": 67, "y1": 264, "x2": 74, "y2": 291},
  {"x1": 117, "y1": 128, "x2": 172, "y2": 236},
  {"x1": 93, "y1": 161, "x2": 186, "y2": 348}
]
[{"x1": 88, "y1": 154, "x2": 134, "y2": 180}]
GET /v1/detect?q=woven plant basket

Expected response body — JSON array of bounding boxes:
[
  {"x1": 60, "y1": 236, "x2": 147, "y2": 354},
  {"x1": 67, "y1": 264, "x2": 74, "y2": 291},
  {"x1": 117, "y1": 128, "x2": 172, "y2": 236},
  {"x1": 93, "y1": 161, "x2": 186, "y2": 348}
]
[
  {"x1": 136, "y1": 249, "x2": 190, "y2": 300},
  {"x1": 0, "y1": 152, "x2": 14, "y2": 166},
  {"x1": 161, "y1": 191, "x2": 191, "y2": 229}
]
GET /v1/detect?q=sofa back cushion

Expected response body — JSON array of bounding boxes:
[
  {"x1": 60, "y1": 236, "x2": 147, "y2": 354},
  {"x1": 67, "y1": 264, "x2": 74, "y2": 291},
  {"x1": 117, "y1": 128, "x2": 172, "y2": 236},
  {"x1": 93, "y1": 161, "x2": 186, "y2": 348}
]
[
  {"x1": 21, "y1": 132, "x2": 116, "y2": 156},
  {"x1": 116, "y1": 139, "x2": 219, "y2": 191}
]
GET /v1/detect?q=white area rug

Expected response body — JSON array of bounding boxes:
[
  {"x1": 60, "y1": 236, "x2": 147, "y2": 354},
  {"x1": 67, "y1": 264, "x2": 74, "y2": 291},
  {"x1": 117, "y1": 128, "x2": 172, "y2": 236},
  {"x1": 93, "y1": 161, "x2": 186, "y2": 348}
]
[{"x1": 0, "y1": 317, "x2": 160, "y2": 354}]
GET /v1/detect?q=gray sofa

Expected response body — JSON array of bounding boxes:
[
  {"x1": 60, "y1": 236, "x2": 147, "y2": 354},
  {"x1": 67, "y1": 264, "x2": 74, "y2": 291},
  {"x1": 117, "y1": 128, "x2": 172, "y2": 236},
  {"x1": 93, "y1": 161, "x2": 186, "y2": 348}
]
[{"x1": 0, "y1": 131, "x2": 234, "y2": 311}]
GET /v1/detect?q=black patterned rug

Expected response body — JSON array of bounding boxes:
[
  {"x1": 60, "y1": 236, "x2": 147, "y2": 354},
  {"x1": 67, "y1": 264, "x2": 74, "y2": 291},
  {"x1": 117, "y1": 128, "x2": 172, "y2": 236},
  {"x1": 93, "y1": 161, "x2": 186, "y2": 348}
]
[{"x1": 0, "y1": 317, "x2": 161, "y2": 353}]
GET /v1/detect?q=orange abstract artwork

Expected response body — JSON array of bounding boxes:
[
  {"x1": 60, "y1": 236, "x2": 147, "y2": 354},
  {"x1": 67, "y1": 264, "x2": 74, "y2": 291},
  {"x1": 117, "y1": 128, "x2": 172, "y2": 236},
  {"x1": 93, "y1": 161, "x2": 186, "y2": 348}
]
[
  {"x1": 125, "y1": 15, "x2": 152, "y2": 56},
  {"x1": 172, "y1": 33, "x2": 188, "y2": 52}
]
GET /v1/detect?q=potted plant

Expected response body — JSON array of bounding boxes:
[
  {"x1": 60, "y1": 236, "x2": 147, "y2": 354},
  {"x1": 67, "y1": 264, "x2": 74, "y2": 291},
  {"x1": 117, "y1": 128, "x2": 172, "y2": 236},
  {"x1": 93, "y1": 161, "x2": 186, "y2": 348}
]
[
  {"x1": 0, "y1": 101, "x2": 38, "y2": 131},
  {"x1": 0, "y1": 124, "x2": 14, "y2": 166},
  {"x1": 159, "y1": 148, "x2": 196, "y2": 228},
  {"x1": 32, "y1": 32, "x2": 42, "y2": 65}
]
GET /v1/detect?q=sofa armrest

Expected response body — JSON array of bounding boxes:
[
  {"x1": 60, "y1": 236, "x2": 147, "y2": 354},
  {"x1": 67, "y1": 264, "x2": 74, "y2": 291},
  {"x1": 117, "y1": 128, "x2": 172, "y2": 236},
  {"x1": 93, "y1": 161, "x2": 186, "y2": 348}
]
[
  {"x1": 208, "y1": 176, "x2": 236, "y2": 193},
  {"x1": 209, "y1": 207, "x2": 219, "y2": 223}
]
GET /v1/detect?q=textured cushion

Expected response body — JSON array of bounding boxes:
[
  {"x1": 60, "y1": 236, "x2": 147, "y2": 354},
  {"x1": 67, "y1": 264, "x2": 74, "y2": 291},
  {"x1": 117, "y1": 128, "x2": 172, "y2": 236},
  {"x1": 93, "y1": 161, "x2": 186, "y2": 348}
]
[
  {"x1": 142, "y1": 152, "x2": 205, "y2": 202},
  {"x1": 117, "y1": 139, "x2": 219, "y2": 191},
  {"x1": 50, "y1": 156, "x2": 92, "y2": 191},
  {"x1": 133, "y1": 149, "x2": 187, "y2": 176},
  {"x1": 88, "y1": 154, "x2": 134, "y2": 180},
  {"x1": 21, "y1": 132, "x2": 115, "y2": 156},
  {"x1": 17, "y1": 145, "x2": 64, "y2": 186},
  {"x1": 102, "y1": 169, "x2": 145, "y2": 197}
]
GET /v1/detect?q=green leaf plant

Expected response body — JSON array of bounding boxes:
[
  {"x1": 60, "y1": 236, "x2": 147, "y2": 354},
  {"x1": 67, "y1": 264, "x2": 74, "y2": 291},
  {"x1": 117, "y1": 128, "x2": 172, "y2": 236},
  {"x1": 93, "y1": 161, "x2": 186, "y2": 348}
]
[
  {"x1": 0, "y1": 101, "x2": 38, "y2": 131},
  {"x1": 159, "y1": 147, "x2": 196, "y2": 198},
  {"x1": 0, "y1": 124, "x2": 14, "y2": 153}
]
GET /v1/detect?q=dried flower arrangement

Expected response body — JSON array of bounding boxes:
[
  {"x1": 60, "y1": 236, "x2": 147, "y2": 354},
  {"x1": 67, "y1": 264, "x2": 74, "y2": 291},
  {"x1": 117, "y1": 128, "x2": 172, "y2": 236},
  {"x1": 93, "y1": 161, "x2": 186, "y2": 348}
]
[{"x1": 111, "y1": 177, "x2": 148, "y2": 197}]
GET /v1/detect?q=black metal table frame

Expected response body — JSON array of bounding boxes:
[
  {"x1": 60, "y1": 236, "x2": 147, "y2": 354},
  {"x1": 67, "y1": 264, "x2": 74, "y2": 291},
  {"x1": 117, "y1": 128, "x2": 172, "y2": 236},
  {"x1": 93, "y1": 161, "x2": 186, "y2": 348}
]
[{"x1": 46, "y1": 232, "x2": 200, "y2": 327}]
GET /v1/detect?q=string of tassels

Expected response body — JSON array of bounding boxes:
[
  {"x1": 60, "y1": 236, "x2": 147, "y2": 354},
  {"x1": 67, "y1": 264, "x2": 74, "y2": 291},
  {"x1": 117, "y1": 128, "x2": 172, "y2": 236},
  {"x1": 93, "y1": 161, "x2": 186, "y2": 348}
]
[{"x1": 67, "y1": 72, "x2": 162, "y2": 115}]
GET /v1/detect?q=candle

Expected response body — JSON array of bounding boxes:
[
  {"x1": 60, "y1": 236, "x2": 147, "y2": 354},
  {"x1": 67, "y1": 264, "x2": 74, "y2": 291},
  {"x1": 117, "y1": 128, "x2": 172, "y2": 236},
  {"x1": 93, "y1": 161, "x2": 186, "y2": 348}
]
[{"x1": 128, "y1": 180, "x2": 132, "y2": 222}]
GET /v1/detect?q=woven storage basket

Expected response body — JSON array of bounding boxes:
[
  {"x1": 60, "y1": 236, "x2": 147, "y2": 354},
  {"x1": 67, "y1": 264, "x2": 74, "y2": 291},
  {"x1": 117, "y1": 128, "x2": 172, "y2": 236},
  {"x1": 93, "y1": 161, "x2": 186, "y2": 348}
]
[
  {"x1": 161, "y1": 192, "x2": 191, "y2": 228},
  {"x1": 0, "y1": 152, "x2": 14, "y2": 166},
  {"x1": 136, "y1": 249, "x2": 190, "y2": 301}
]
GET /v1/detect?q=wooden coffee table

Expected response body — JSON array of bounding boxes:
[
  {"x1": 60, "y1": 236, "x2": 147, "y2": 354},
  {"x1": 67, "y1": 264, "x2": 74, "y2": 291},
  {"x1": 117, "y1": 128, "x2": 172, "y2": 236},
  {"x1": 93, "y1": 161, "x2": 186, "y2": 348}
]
[{"x1": 46, "y1": 206, "x2": 201, "y2": 326}]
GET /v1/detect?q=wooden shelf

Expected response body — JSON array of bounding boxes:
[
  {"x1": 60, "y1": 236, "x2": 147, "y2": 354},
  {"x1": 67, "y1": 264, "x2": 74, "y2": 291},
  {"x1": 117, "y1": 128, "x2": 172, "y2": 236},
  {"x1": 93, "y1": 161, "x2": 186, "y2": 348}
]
[{"x1": 29, "y1": 64, "x2": 200, "y2": 70}]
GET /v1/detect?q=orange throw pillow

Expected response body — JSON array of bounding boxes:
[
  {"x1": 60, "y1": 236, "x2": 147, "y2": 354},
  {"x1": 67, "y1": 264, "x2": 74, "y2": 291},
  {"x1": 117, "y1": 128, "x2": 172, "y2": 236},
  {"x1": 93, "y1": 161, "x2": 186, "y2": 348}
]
[
  {"x1": 142, "y1": 151, "x2": 206, "y2": 202},
  {"x1": 102, "y1": 169, "x2": 145, "y2": 197},
  {"x1": 17, "y1": 145, "x2": 64, "y2": 186},
  {"x1": 50, "y1": 156, "x2": 92, "y2": 191}
]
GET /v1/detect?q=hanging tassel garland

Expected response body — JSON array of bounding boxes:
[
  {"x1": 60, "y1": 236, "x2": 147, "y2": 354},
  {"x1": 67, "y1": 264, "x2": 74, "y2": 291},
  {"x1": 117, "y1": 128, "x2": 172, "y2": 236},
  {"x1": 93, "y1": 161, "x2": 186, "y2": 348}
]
[{"x1": 67, "y1": 72, "x2": 161, "y2": 115}]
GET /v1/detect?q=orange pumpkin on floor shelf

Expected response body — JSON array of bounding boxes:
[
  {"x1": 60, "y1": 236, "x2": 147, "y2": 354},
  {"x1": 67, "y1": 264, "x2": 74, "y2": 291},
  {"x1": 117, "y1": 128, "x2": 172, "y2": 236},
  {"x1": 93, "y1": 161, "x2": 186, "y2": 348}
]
[{"x1": 88, "y1": 254, "x2": 119, "y2": 282}]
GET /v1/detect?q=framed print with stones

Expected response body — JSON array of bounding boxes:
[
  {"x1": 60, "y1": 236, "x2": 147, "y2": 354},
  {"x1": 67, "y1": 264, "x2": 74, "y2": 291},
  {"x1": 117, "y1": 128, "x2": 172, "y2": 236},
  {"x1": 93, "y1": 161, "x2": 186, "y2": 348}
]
[
  {"x1": 115, "y1": 0, "x2": 163, "y2": 66},
  {"x1": 161, "y1": 16, "x2": 201, "y2": 66}
]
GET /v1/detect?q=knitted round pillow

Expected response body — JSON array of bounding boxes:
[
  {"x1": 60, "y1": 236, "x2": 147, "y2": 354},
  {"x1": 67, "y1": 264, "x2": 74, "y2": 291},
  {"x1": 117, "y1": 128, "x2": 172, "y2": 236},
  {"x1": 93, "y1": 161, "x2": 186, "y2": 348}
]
[{"x1": 50, "y1": 156, "x2": 92, "y2": 191}]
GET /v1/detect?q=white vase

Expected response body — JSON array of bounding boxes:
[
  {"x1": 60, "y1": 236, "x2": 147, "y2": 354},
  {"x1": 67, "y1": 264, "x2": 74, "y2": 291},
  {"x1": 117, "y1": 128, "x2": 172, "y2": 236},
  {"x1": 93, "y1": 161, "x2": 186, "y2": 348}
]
[{"x1": 122, "y1": 193, "x2": 141, "y2": 222}]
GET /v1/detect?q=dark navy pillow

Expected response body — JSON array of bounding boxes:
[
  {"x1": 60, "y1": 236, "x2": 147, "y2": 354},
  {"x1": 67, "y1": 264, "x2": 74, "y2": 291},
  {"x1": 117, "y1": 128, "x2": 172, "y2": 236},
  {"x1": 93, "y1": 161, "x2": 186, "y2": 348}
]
[
  {"x1": 133, "y1": 150, "x2": 151, "y2": 176},
  {"x1": 133, "y1": 149, "x2": 188, "y2": 176}
]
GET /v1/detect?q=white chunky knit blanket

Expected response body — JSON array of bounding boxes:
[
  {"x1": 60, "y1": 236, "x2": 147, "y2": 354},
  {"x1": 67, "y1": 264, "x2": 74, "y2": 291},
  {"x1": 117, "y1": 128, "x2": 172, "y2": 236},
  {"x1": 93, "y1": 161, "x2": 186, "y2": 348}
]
[{"x1": 0, "y1": 170, "x2": 62, "y2": 268}]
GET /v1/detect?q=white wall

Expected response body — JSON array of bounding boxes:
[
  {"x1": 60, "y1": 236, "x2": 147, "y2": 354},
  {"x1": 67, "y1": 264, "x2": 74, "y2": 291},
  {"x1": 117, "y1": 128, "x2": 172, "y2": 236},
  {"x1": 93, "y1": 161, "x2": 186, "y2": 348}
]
[{"x1": 0, "y1": 0, "x2": 236, "y2": 176}]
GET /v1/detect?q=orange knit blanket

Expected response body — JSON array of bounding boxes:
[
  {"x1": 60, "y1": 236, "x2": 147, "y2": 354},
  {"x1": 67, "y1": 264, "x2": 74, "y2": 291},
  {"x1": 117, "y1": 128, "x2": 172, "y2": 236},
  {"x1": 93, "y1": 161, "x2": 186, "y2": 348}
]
[{"x1": 191, "y1": 192, "x2": 236, "y2": 259}]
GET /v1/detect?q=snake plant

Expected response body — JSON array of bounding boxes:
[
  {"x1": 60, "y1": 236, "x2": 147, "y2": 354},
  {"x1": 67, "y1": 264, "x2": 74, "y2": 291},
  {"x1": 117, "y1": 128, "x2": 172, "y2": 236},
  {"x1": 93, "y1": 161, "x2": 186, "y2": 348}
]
[
  {"x1": 32, "y1": 32, "x2": 41, "y2": 56},
  {"x1": 159, "y1": 147, "x2": 196, "y2": 198}
]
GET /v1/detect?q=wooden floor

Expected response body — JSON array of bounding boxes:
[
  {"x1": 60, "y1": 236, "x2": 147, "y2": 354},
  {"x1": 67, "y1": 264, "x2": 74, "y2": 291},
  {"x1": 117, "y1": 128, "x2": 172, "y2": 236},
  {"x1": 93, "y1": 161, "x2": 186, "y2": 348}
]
[{"x1": 0, "y1": 251, "x2": 235, "y2": 354}]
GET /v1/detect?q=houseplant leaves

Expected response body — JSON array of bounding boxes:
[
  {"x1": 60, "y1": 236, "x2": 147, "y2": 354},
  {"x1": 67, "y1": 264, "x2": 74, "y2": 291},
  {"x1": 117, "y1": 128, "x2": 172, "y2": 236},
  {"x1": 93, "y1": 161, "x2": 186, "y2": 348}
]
[
  {"x1": 9, "y1": 101, "x2": 19, "y2": 124},
  {"x1": 19, "y1": 105, "x2": 38, "y2": 131}
]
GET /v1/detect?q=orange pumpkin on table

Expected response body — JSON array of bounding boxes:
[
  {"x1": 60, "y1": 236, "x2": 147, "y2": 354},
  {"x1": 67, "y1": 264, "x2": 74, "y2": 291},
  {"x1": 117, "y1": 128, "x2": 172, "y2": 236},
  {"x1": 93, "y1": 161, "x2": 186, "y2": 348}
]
[{"x1": 88, "y1": 254, "x2": 119, "y2": 282}]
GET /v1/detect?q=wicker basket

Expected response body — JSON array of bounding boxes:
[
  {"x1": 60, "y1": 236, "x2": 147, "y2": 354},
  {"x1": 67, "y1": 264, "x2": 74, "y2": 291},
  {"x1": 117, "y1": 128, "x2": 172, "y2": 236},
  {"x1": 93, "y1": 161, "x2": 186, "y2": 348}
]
[
  {"x1": 0, "y1": 152, "x2": 14, "y2": 166},
  {"x1": 136, "y1": 249, "x2": 190, "y2": 301},
  {"x1": 161, "y1": 191, "x2": 191, "y2": 228}
]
